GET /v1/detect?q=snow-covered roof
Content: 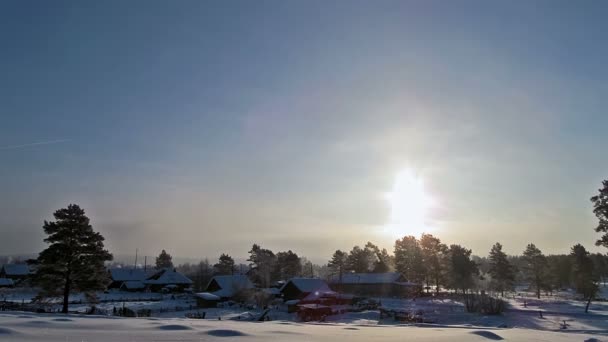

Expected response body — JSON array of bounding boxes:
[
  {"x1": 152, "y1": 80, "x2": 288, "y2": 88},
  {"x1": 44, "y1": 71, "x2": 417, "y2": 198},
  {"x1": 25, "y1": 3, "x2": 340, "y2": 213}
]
[
  {"x1": 206, "y1": 275, "x2": 254, "y2": 298},
  {"x1": 194, "y1": 292, "x2": 221, "y2": 301},
  {"x1": 263, "y1": 287, "x2": 281, "y2": 295},
  {"x1": 109, "y1": 268, "x2": 150, "y2": 282},
  {"x1": 328, "y1": 272, "x2": 405, "y2": 284},
  {"x1": 2, "y1": 264, "x2": 30, "y2": 276},
  {"x1": 280, "y1": 278, "x2": 331, "y2": 293},
  {"x1": 145, "y1": 268, "x2": 193, "y2": 285},
  {"x1": 120, "y1": 281, "x2": 146, "y2": 290},
  {"x1": 0, "y1": 278, "x2": 15, "y2": 286}
]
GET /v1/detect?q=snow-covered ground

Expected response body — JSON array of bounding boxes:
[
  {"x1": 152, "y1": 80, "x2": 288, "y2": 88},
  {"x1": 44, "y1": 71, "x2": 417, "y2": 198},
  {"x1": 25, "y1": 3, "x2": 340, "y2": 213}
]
[
  {"x1": 0, "y1": 311, "x2": 602, "y2": 342},
  {"x1": 3, "y1": 288, "x2": 608, "y2": 339}
]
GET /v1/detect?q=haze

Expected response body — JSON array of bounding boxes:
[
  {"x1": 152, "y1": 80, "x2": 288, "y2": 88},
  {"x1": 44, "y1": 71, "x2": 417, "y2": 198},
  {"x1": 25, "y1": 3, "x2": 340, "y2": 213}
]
[{"x1": 1, "y1": 1, "x2": 607, "y2": 263}]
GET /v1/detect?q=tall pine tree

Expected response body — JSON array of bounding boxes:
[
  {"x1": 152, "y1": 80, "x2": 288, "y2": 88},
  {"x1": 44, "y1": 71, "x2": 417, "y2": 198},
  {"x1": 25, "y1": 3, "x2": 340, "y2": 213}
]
[
  {"x1": 522, "y1": 243, "x2": 547, "y2": 299},
  {"x1": 571, "y1": 244, "x2": 599, "y2": 313},
  {"x1": 394, "y1": 236, "x2": 425, "y2": 285},
  {"x1": 328, "y1": 250, "x2": 348, "y2": 282},
  {"x1": 420, "y1": 234, "x2": 448, "y2": 294},
  {"x1": 591, "y1": 180, "x2": 608, "y2": 247},
  {"x1": 488, "y1": 242, "x2": 515, "y2": 297},
  {"x1": 214, "y1": 253, "x2": 235, "y2": 275},
  {"x1": 155, "y1": 250, "x2": 174, "y2": 269},
  {"x1": 34, "y1": 204, "x2": 113, "y2": 313},
  {"x1": 446, "y1": 244, "x2": 478, "y2": 294}
]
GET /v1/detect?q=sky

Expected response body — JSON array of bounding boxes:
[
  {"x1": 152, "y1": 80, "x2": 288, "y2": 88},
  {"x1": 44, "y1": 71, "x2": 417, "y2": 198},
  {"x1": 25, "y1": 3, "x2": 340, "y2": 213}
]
[{"x1": 1, "y1": 0, "x2": 608, "y2": 264}]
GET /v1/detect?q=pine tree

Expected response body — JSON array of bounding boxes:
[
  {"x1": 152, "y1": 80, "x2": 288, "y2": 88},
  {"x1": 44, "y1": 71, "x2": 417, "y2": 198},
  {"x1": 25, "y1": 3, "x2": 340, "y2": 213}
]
[
  {"x1": 571, "y1": 244, "x2": 599, "y2": 313},
  {"x1": 328, "y1": 250, "x2": 348, "y2": 282},
  {"x1": 214, "y1": 253, "x2": 235, "y2": 275},
  {"x1": 488, "y1": 242, "x2": 515, "y2": 297},
  {"x1": 591, "y1": 180, "x2": 608, "y2": 247},
  {"x1": 420, "y1": 234, "x2": 448, "y2": 294},
  {"x1": 446, "y1": 244, "x2": 479, "y2": 294},
  {"x1": 155, "y1": 250, "x2": 173, "y2": 269},
  {"x1": 34, "y1": 204, "x2": 113, "y2": 313},
  {"x1": 247, "y1": 244, "x2": 276, "y2": 287},
  {"x1": 394, "y1": 236, "x2": 425, "y2": 285},
  {"x1": 522, "y1": 243, "x2": 547, "y2": 299},
  {"x1": 373, "y1": 248, "x2": 393, "y2": 273},
  {"x1": 275, "y1": 250, "x2": 302, "y2": 280},
  {"x1": 345, "y1": 245, "x2": 375, "y2": 273}
]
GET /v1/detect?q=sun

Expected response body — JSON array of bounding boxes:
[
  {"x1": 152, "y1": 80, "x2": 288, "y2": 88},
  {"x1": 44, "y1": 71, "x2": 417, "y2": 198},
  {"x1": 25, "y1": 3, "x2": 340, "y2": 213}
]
[{"x1": 383, "y1": 169, "x2": 435, "y2": 238}]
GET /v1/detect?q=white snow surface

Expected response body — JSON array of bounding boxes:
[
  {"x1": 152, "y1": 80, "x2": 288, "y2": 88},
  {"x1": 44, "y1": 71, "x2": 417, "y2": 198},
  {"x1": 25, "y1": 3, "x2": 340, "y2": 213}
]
[{"x1": 0, "y1": 311, "x2": 601, "y2": 342}]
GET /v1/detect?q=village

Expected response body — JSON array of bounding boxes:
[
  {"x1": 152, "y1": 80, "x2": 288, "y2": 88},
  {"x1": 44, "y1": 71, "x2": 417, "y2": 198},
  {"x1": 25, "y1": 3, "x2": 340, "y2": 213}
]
[{"x1": 3, "y1": 258, "x2": 608, "y2": 337}]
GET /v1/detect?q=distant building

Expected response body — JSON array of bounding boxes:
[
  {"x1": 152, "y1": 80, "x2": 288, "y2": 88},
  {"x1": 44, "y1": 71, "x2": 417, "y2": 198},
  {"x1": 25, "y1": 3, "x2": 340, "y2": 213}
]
[
  {"x1": 204, "y1": 275, "x2": 254, "y2": 299},
  {"x1": 194, "y1": 292, "x2": 221, "y2": 308},
  {"x1": 0, "y1": 264, "x2": 31, "y2": 285},
  {"x1": 280, "y1": 278, "x2": 332, "y2": 301},
  {"x1": 108, "y1": 268, "x2": 150, "y2": 290},
  {"x1": 328, "y1": 272, "x2": 418, "y2": 297},
  {"x1": 144, "y1": 268, "x2": 193, "y2": 292},
  {"x1": 0, "y1": 278, "x2": 15, "y2": 288}
]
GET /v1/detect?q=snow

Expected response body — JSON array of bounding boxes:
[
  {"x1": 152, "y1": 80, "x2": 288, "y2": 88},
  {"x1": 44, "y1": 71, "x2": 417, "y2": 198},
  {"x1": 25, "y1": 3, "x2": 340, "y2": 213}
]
[
  {"x1": 1, "y1": 264, "x2": 30, "y2": 276},
  {"x1": 281, "y1": 278, "x2": 331, "y2": 293},
  {"x1": 120, "y1": 281, "x2": 145, "y2": 290},
  {"x1": 207, "y1": 275, "x2": 254, "y2": 297},
  {"x1": 195, "y1": 292, "x2": 221, "y2": 301},
  {"x1": 145, "y1": 268, "x2": 193, "y2": 285},
  {"x1": 0, "y1": 278, "x2": 15, "y2": 287},
  {"x1": 0, "y1": 311, "x2": 600, "y2": 342},
  {"x1": 109, "y1": 268, "x2": 149, "y2": 282}
]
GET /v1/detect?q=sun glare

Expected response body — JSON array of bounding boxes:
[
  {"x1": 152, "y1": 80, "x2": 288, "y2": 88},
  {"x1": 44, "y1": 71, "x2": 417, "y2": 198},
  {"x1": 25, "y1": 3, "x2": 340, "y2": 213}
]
[{"x1": 383, "y1": 169, "x2": 435, "y2": 238}]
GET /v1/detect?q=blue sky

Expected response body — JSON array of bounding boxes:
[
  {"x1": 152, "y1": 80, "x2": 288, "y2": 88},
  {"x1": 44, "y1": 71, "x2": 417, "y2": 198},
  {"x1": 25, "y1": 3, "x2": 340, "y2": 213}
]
[{"x1": 1, "y1": 1, "x2": 607, "y2": 262}]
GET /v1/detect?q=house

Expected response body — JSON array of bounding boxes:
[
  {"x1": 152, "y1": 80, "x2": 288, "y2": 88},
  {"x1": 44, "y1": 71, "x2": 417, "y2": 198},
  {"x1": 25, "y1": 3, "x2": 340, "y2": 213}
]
[
  {"x1": 120, "y1": 281, "x2": 146, "y2": 292},
  {"x1": 203, "y1": 275, "x2": 254, "y2": 299},
  {"x1": 0, "y1": 278, "x2": 14, "y2": 288},
  {"x1": 280, "y1": 278, "x2": 332, "y2": 301},
  {"x1": 0, "y1": 264, "x2": 30, "y2": 284},
  {"x1": 108, "y1": 268, "x2": 150, "y2": 290},
  {"x1": 328, "y1": 272, "x2": 419, "y2": 297},
  {"x1": 194, "y1": 292, "x2": 221, "y2": 308},
  {"x1": 144, "y1": 268, "x2": 193, "y2": 292}
]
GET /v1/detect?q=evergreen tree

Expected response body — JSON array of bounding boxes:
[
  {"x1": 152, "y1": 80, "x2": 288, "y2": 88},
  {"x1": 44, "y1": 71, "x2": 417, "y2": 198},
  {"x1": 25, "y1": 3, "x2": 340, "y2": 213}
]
[
  {"x1": 522, "y1": 243, "x2": 547, "y2": 299},
  {"x1": 446, "y1": 244, "x2": 479, "y2": 294},
  {"x1": 394, "y1": 236, "x2": 425, "y2": 284},
  {"x1": 247, "y1": 244, "x2": 277, "y2": 287},
  {"x1": 546, "y1": 255, "x2": 572, "y2": 291},
  {"x1": 328, "y1": 250, "x2": 348, "y2": 282},
  {"x1": 420, "y1": 234, "x2": 448, "y2": 294},
  {"x1": 345, "y1": 245, "x2": 376, "y2": 273},
  {"x1": 591, "y1": 180, "x2": 608, "y2": 247},
  {"x1": 214, "y1": 253, "x2": 235, "y2": 275},
  {"x1": 488, "y1": 242, "x2": 515, "y2": 296},
  {"x1": 275, "y1": 250, "x2": 302, "y2": 280},
  {"x1": 571, "y1": 244, "x2": 599, "y2": 313},
  {"x1": 155, "y1": 250, "x2": 173, "y2": 269},
  {"x1": 590, "y1": 253, "x2": 608, "y2": 286},
  {"x1": 373, "y1": 247, "x2": 393, "y2": 273},
  {"x1": 34, "y1": 204, "x2": 113, "y2": 313}
]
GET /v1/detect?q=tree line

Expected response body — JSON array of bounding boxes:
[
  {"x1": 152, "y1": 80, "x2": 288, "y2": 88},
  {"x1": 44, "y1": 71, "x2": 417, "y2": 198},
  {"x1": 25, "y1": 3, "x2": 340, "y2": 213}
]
[{"x1": 24, "y1": 179, "x2": 608, "y2": 313}]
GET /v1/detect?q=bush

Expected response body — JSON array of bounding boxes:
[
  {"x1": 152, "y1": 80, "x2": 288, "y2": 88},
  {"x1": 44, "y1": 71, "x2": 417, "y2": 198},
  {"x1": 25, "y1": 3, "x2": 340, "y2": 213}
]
[{"x1": 464, "y1": 293, "x2": 505, "y2": 314}]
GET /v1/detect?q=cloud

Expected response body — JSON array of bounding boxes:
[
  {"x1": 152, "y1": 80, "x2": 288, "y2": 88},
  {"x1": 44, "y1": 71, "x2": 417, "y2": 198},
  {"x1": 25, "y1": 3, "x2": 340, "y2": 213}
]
[{"x1": 0, "y1": 139, "x2": 70, "y2": 151}]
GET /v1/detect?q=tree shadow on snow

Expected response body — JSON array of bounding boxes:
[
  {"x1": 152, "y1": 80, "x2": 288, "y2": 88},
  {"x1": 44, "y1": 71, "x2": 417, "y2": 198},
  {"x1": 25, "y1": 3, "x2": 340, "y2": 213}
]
[{"x1": 470, "y1": 330, "x2": 504, "y2": 340}]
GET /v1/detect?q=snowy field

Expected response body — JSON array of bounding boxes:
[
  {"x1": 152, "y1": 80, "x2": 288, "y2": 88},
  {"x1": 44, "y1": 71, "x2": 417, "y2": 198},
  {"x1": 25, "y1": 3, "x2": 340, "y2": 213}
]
[
  {"x1": 0, "y1": 311, "x2": 602, "y2": 342},
  {"x1": 3, "y1": 288, "x2": 608, "y2": 340}
]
